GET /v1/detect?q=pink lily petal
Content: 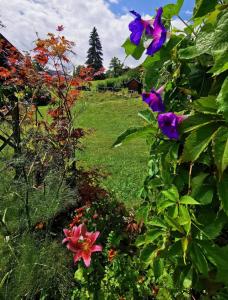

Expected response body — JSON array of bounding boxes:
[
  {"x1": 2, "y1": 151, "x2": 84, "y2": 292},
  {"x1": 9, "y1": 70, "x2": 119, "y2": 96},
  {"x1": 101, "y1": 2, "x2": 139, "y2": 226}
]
[
  {"x1": 73, "y1": 251, "x2": 82, "y2": 263},
  {"x1": 86, "y1": 231, "x2": 100, "y2": 245},
  {"x1": 91, "y1": 245, "x2": 102, "y2": 252},
  {"x1": 82, "y1": 252, "x2": 91, "y2": 267}
]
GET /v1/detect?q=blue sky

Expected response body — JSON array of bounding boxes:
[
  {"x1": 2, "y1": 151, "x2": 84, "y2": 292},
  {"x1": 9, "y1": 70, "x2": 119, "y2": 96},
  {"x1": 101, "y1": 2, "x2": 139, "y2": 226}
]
[{"x1": 108, "y1": 0, "x2": 194, "y2": 18}]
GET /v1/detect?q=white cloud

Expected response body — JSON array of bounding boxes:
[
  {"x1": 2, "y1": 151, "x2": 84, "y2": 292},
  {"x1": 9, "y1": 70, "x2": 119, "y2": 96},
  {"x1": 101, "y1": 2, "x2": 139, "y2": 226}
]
[
  {"x1": 185, "y1": 10, "x2": 193, "y2": 15},
  {"x1": 108, "y1": 0, "x2": 119, "y2": 4},
  {"x1": 0, "y1": 0, "x2": 131, "y2": 68},
  {"x1": 0, "y1": 1, "x2": 187, "y2": 70},
  {"x1": 171, "y1": 18, "x2": 186, "y2": 31}
]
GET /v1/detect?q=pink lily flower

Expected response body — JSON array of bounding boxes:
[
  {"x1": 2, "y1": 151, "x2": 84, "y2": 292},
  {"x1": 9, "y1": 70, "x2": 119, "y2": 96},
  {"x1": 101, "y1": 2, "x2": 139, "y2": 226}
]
[{"x1": 62, "y1": 224, "x2": 102, "y2": 267}]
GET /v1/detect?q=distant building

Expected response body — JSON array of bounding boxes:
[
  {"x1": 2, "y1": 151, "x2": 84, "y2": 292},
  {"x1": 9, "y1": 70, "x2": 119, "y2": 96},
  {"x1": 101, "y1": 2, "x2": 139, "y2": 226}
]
[
  {"x1": 126, "y1": 78, "x2": 142, "y2": 94},
  {"x1": 0, "y1": 33, "x2": 24, "y2": 67}
]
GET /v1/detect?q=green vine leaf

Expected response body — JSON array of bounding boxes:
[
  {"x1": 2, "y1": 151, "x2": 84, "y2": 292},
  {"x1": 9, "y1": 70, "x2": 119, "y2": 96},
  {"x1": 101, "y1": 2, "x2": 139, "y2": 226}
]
[
  {"x1": 193, "y1": 0, "x2": 217, "y2": 18},
  {"x1": 179, "y1": 114, "x2": 218, "y2": 134},
  {"x1": 122, "y1": 38, "x2": 145, "y2": 60},
  {"x1": 193, "y1": 96, "x2": 218, "y2": 114},
  {"x1": 212, "y1": 126, "x2": 228, "y2": 177},
  {"x1": 218, "y1": 170, "x2": 228, "y2": 216},
  {"x1": 112, "y1": 125, "x2": 156, "y2": 147},
  {"x1": 163, "y1": 0, "x2": 184, "y2": 19},
  {"x1": 212, "y1": 10, "x2": 228, "y2": 53},
  {"x1": 180, "y1": 196, "x2": 200, "y2": 205},
  {"x1": 190, "y1": 243, "x2": 209, "y2": 276},
  {"x1": 181, "y1": 123, "x2": 220, "y2": 162},
  {"x1": 216, "y1": 77, "x2": 228, "y2": 122},
  {"x1": 161, "y1": 185, "x2": 179, "y2": 202}
]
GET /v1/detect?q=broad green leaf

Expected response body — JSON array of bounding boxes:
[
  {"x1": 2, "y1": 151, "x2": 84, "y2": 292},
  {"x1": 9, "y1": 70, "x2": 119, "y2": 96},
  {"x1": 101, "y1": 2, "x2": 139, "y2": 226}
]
[
  {"x1": 212, "y1": 10, "x2": 228, "y2": 53},
  {"x1": 182, "y1": 267, "x2": 193, "y2": 289},
  {"x1": 169, "y1": 204, "x2": 178, "y2": 218},
  {"x1": 192, "y1": 186, "x2": 214, "y2": 205},
  {"x1": 143, "y1": 53, "x2": 160, "y2": 68},
  {"x1": 209, "y1": 50, "x2": 228, "y2": 76},
  {"x1": 191, "y1": 173, "x2": 209, "y2": 192},
  {"x1": 178, "y1": 206, "x2": 191, "y2": 226},
  {"x1": 179, "y1": 46, "x2": 204, "y2": 60},
  {"x1": 140, "y1": 244, "x2": 156, "y2": 262},
  {"x1": 135, "y1": 235, "x2": 146, "y2": 247},
  {"x1": 199, "y1": 241, "x2": 228, "y2": 283},
  {"x1": 212, "y1": 126, "x2": 228, "y2": 176},
  {"x1": 112, "y1": 125, "x2": 156, "y2": 147},
  {"x1": 122, "y1": 38, "x2": 145, "y2": 60},
  {"x1": 138, "y1": 109, "x2": 155, "y2": 124},
  {"x1": 158, "y1": 200, "x2": 176, "y2": 210},
  {"x1": 203, "y1": 213, "x2": 227, "y2": 239},
  {"x1": 218, "y1": 170, "x2": 228, "y2": 216},
  {"x1": 217, "y1": 77, "x2": 228, "y2": 122},
  {"x1": 164, "y1": 215, "x2": 184, "y2": 233},
  {"x1": 190, "y1": 243, "x2": 209, "y2": 276},
  {"x1": 195, "y1": 29, "x2": 214, "y2": 56},
  {"x1": 168, "y1": 240, "x2": 182, "y2": 257},
  {"x1": 179, "y1": 114, "x2": 218, "y2": 133},
  {"x1": 74, "y1": 267, "x2": 86, "y2": 283},
  {"x1": 148, "y1": 217, "x2": 167, "y2": 229},
  {"x1": 143, "y1": 35, "x2": 183, "y2": 90},
  {"x1": 144, "y1": 62, "x2": 161, "y2": 90},
  {"x1": 153, "y1": 258, "x2": 164, "y2": 280},
  {"x1": 163, "y1": 0, "x2": 184, "y2": 19},
  {"x1": 161, "y1": 185, "x2": 179, "y2": 202},
  {"x1": 193, "y1": 0, "x2": 217, "y2": 18},
  {"x1": 193, "y1": 96, "x2": 218, "y2": 114},
  {"x1": 181, "y1": 123, "x2": 220, "y2": 162},
  {"x1": 145, "y1": 229, "x2": 163, "y2": 244},
  {"x1": 180, "y1": 196, "x2": 200, "y2": 205}
]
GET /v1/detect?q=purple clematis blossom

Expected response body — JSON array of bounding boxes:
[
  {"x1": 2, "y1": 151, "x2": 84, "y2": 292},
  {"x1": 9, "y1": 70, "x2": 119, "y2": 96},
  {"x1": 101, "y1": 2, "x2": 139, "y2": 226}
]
[
  {"x1": 142, "y1": 86, "x2": 165, "y2": 112},
  {"x1": 129, "y1": 8, "x2": 167, "y2": 56},
  {"x1": 158, "y1": 112, "x2": 184, "y2": 140}
]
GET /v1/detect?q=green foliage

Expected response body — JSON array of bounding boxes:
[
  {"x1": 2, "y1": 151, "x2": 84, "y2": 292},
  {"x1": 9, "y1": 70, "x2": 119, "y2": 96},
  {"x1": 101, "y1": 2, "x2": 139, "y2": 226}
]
[
  {"x1": 115, "y1": 0, "x2": 228, "y2": 298},
  {"x1": 122, "y1": 38, "x2": 145, "y2": 60},
  {"x1": 163, "y1": 0, "x2": 184, "y2": 19},
  {"x1": 108, "y1": 57, "x2": 125, "y2": 78}
]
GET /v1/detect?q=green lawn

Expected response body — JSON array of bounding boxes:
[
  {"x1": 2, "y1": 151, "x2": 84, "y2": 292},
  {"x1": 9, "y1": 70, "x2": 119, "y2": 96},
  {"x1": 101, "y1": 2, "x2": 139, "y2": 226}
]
[{"x1": 74, "y1": 91, "x2": 150, "y2": 205}]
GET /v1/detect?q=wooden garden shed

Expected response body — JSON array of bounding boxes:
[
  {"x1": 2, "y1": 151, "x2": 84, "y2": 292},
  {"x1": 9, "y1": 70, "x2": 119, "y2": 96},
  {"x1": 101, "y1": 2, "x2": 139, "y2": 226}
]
[{"x1": 126, "y1": 78, "x2": 142, "y2": 94}]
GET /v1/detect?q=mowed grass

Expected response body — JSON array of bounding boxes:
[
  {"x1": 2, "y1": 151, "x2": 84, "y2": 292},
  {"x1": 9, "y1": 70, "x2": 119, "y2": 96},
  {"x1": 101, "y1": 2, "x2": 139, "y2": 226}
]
[{"x1": 74, "y1": 91, "x2": 150, "y2": 205}]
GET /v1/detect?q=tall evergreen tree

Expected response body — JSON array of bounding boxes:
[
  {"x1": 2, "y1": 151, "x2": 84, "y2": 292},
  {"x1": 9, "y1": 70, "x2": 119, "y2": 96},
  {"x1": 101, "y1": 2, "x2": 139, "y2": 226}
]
[{"x1": 86, "y1": 27, "x2": 103, "y2": 72}]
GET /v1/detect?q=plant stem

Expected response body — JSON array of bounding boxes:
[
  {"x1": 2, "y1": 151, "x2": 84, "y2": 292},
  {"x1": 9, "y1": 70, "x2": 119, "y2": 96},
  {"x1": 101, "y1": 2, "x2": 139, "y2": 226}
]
[{"x1": 178, "y1": 15, "x2": 197, "y2": 37}]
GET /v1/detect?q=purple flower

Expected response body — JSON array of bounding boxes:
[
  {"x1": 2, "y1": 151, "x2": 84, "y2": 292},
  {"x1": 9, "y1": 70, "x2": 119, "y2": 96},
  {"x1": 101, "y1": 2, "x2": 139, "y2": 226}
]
[
  {"x1": 146, "y1": 8, "x2": 167, "y2": 56},
  {"x1": 142, "y1": 86, "x2": 165, "y2": 112},
  {"x1": 129, "y1": 8, "x2": 167, "y2": 56},
  {"x1": 129, "y1": 11, "x2": 153, "y2": 46},
  {"x1": 158, "y1": 113, "x2": 184, "y2": 140}
]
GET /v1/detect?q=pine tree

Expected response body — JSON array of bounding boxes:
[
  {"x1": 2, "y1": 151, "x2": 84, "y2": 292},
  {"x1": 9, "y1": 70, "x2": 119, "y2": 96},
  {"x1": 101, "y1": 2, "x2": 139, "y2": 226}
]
[{"x1": 86, "y1": 27, "x2": 103, "y2": 72}]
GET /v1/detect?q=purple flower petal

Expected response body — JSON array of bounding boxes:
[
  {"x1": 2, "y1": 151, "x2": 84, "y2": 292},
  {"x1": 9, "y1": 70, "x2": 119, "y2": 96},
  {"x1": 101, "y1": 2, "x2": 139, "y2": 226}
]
[
  {"x1": 158, "y1": 112, "x2": 181, "y2": 140},
  {"x1": 129, "y1": 18, "x2": 144, "y2": 45},
  {"x1": 142, "y1": 89, "x2": 165, "y2": 112},
  {"x1": 130, "y1": 10, "x2": 141, "y2": 19},
  {"x1": 146, "y1": 7, "x2": 167, "y2": 56},
  {"x1": 129, "y1": 10, "x2": 153, "y2": 46}
]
